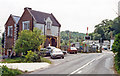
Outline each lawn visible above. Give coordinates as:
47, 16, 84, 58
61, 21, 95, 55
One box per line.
1, 57, 51, 64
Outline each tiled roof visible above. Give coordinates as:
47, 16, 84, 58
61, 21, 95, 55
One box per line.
29, 9, 61, 27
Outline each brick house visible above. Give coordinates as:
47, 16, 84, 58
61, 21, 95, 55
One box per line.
4, 14, 20, 57
4, 7, 61, 57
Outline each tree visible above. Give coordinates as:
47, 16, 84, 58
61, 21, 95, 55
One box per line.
14, 28, 45, 54
112, 33, 120, 54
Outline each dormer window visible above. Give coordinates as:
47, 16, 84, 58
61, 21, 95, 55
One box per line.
47, 22, 51, 30
8, 26, 13, 37
22, 21, 30, 30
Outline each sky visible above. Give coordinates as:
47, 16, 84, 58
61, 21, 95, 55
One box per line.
0, 0, 119, 37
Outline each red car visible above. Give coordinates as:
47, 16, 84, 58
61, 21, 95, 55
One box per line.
67, 47, 77, 54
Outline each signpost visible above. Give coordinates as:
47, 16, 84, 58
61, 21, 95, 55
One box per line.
84, 27, 91, 52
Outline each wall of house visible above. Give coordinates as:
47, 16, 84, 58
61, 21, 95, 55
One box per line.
34, 22, 44, 35
18, 8, 33, 32
4, 15, 15, 49
45, 17, 59, 37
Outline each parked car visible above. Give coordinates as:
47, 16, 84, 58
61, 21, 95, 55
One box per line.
40, 48, 48, 56
62, 50, 67, 55
46, 46, 56, 56
67, 47, 77, 54
102, 45, 108, 50
50, 48, 64, 59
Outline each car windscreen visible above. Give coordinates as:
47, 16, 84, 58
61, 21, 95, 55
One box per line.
53, 51, 62, 53
71, 47, 77, 50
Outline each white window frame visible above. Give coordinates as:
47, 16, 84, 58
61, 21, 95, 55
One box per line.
22, 21, 30, 30
47, 22, 51, 30
7, 26, 13, 37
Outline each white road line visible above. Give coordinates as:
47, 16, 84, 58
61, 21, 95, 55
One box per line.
77, 70, 82, 74
70, 59, 96, 74
70, 54, 104, 74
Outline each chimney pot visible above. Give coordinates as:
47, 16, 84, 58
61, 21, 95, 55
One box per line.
24, 7, 32, 10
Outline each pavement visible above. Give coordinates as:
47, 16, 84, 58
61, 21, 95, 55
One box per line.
0, 62, 50, 72
31, 51, 114, 74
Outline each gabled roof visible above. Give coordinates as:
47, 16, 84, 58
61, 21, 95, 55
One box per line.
27, 8, 61, 27
11, 15, 20, 24
4, 14, 20, 27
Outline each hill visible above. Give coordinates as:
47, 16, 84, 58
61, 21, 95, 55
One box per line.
60, 30, 85, 46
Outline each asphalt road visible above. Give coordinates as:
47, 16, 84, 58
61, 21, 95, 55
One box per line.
30, 51, 114, 74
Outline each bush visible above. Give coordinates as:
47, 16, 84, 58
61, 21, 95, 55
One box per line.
1, 65, 22, 76
114, 53, 120, 74
25, 50, 41, 62
112, 33, 120, 74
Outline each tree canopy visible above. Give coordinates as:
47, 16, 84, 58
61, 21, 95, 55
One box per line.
60, 30, 85, 46
14, 28, 45, 54
89, 17, 120, 40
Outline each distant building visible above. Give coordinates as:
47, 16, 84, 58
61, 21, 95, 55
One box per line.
4, 7, 61, 57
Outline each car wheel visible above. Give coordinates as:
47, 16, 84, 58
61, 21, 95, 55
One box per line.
51, 56, 53, 59
62, 56, 64, 59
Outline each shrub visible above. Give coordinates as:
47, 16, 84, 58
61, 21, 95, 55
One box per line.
112, 33, 120, 74
25, 50, 41, 62
1, 65, 22, 76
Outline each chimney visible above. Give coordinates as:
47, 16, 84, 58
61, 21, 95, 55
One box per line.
24, 7, 32, 10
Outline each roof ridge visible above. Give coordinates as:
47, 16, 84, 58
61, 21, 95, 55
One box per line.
30, 9, 51, 15
11, 14, 20, 18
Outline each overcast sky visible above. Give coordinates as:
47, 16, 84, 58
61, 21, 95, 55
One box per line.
0, 0, 119, 37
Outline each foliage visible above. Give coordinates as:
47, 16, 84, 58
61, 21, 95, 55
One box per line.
1, 65, 22, 76
14, 28, 45, 54
61, 30, 85, 46
1, 57, 25, 63
112, 33, 120, 74
114, 53, 120, 74
112, 33, 120, 53
90, 17, 120, 40
25, 50, 40, 62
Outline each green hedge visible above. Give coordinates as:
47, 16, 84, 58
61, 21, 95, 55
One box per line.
114, 53, 120, 74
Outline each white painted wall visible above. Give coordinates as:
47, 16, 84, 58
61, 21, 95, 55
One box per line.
45, 25, 58, 36
34, 17, 59, 37
34, 22, 44, 35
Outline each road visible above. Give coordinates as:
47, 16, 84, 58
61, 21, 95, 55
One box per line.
30, 51, 114, 74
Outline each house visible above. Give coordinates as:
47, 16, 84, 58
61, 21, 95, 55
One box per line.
4, 7, 61, 57
4, 14, 20, 57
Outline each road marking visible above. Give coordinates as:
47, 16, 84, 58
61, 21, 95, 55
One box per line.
70, 59, 96, 74
69, 54, 104, 75
77, 70, 82, 74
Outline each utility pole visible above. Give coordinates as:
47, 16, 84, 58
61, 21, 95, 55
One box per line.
69, 31, 71, 48
86, 27, 89, 53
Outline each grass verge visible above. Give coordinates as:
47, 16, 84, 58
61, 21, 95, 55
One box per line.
1, 57, 51, 64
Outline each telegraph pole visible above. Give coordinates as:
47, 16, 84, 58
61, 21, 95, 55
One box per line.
69, 31, 71, 48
